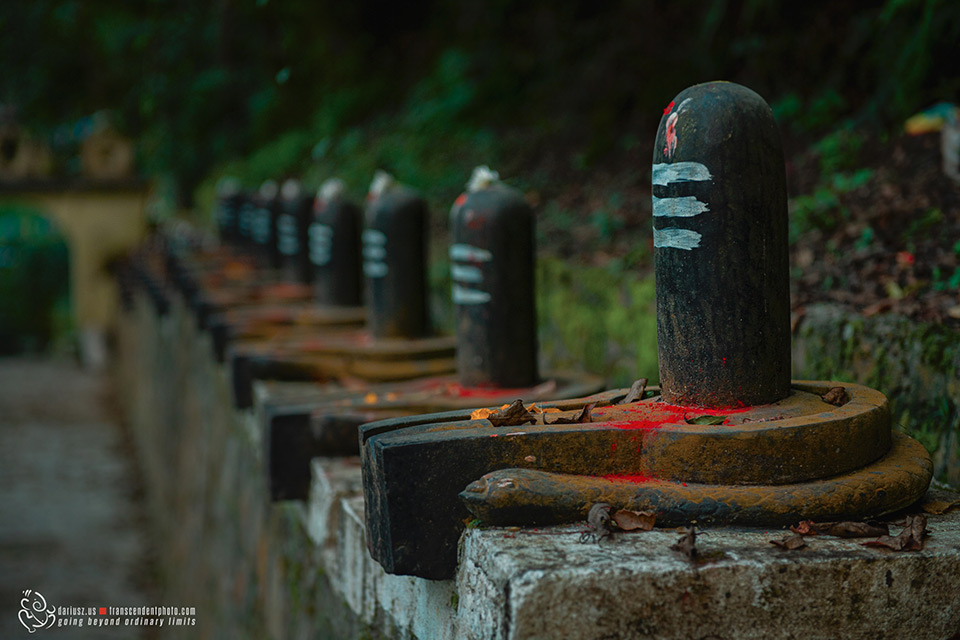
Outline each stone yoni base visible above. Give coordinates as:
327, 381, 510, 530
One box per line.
311, 459, 960, 640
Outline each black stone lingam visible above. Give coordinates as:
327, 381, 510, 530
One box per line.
311, 178, 363, 307
653, 82, 790, 408
358, 82, 933, 581
261, 167, 602, 501
364, 171, 430, 339
451, 167, 538, 388
251, 179, 280, 269
227, 172, 457, 410
215, 177, 244, 244
277, 178, 314, 286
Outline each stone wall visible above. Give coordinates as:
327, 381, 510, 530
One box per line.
116, 267, 960, 639
794, 303, 960, 485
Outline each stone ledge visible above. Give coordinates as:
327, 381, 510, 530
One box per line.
310, 459, 458, 639
310, 459, 960, 639
460, 515, 960, 640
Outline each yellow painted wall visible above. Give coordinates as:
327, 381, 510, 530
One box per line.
0, 185, 148, 333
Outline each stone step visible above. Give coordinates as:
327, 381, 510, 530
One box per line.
310, 458, 960, 639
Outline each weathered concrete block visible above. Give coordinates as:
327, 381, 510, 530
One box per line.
458, 511, 960, 640
309, 459, 459, 638
307, 457, 364, 548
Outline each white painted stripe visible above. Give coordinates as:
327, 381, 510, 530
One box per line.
362, 229, 387, 245
654, 228, 702, 250
452, 284, 491, 305
363, 245, 386, 261
451, 264, 483, 283
652, 162, 712, 186
449, 243, 492, 262
364, 261, 388, 278
310, 224, 333, 240
310, 248, 331, 266
652, 195, 709, 218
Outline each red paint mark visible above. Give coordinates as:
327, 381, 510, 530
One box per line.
604, 401, 751, 430
489, 434, 498, 438
664, 112, 679, 158
682, 482, 687, 487
443, 383, 536, 399
663, 100, 675, 115
454, 193, 468, 208
602, 473, 654, 483
611, 442, 618, 452
464, 208, 486, 230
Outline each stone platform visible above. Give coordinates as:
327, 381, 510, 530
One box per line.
117, 280, 960, 640
310, 457, 960, 640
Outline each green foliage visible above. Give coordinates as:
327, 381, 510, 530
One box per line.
814, 129, 865, 175
773, 90, 847, 134
0, 206, 71, 354
4, 1, 960, 211
902, 207, 943, 240
790, 168, 873, 242
537, 257, 657, 387
854, 226, 875, 251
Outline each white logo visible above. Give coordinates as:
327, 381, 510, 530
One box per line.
19, 589, 56, 633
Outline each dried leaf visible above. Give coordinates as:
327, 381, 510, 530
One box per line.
770, 534, 807, 550
863, 515, 927, 551
471, 407, 496, 420
486, 399, 537, 427
547, 402, 596, 425
529, 404, 561, 415
920, 489, 960, 515
821, 386, 850, 407
612, 509, 656, 531
579, 503, 614, 543
670, 526, 698, 561
617, 378, 649, 405
685, 414, 727, 425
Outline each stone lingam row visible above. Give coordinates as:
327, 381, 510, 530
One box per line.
138, 81, 934, 584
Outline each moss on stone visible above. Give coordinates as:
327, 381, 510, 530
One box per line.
794, 304, 960, 485
536, 257, 658, 387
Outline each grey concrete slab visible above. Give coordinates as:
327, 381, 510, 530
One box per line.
0, 357, 155, 640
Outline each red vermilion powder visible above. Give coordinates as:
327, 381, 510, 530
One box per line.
602, 473, 654, 483
592, 401, 751, 431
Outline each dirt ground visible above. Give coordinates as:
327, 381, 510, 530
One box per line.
0, 357, 156, 639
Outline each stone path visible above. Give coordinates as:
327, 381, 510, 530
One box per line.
0, 357, 154, 639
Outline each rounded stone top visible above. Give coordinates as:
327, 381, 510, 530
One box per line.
368, 170, 395, 200
281, 178, 301, 200
258, 179, 279, 199
318, 177, 346, 203
466, 165, 500, 192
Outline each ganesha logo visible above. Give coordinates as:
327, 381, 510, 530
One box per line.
18, 590, 56, 633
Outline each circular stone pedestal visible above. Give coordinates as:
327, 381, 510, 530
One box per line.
459, 381, 932, 527
360, 380, 933, 579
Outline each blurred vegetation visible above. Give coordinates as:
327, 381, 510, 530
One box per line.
0, 206, 71, 354
2, 0, 959, 215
